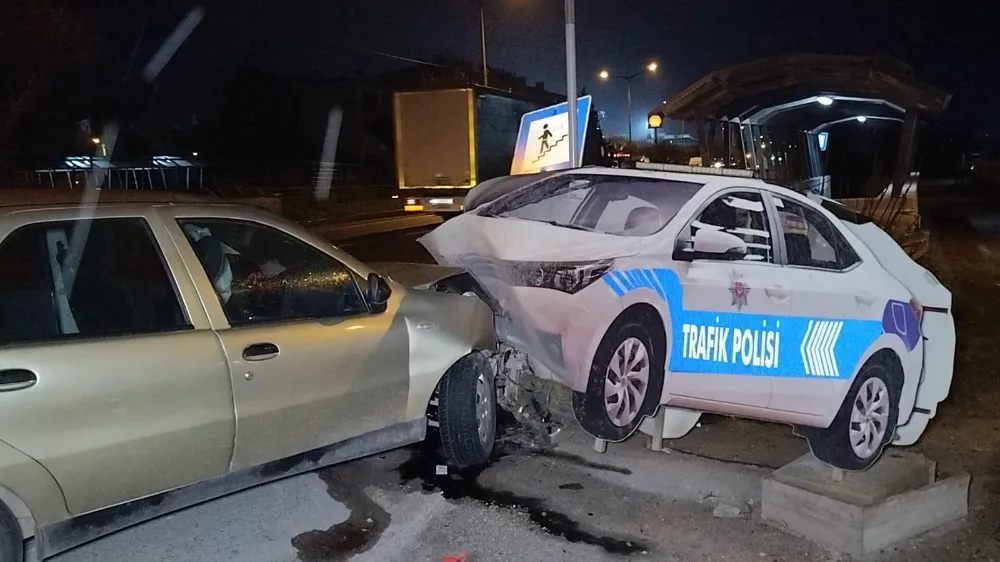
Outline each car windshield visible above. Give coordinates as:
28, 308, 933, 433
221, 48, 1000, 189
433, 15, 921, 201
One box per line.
480, 173, 703, 237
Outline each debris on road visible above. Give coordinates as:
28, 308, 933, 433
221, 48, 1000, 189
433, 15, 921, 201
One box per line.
712, 504, 744, 518
443, 549, 468, 562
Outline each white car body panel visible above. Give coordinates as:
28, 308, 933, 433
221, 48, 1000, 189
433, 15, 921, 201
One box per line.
421, 168, 952, 449
840, 220, 956, 445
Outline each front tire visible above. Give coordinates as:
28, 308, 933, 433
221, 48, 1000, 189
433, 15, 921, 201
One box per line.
438, 352, 497, 468
0, 503, 22, 562
805, 362, 900, 471
573, 311, 665, 442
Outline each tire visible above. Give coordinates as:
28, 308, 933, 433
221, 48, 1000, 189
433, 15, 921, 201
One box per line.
573, 310, 666, 442
437, 352, 497, 468
805, 361, 900, 471
0, 503, 22, 562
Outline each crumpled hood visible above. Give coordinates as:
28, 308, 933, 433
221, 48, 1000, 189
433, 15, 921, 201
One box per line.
418, 213, 641, 384
367, 261, 466, 289
419, 214, 640, 263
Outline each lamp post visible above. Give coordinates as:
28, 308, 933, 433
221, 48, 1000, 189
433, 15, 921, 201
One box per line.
598, 62, 658, 143
565, 0, 578, 167
480, 1, 489, 87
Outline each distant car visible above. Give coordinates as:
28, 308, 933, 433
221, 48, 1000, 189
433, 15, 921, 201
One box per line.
0, 192, 497, 560
421, 167, 956, 472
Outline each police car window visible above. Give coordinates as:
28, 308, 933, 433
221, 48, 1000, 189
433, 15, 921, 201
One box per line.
690, 191, 773, 263
771, 196, 860, 270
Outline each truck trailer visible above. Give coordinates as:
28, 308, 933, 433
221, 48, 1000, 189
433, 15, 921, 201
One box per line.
394, 88, 553, 214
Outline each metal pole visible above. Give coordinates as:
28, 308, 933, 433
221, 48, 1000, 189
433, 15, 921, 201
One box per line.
565, 0, 578, 167
480, 3, 489, 87
626, 78, 633, 143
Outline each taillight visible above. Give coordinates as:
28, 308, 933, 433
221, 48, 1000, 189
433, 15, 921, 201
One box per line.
406, 198, 417, 205
909, 297, 923, 323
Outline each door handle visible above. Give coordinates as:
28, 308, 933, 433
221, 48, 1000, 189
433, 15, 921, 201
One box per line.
765, 285, 790, 301
0, 369, 37, 392
243, 343, 280, 361
855, 294, 877, 307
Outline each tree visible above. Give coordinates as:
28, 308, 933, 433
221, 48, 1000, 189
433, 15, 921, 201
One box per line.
0, 0, 98, 171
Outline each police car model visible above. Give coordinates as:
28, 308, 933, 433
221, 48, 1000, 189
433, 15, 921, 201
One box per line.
421, 166, 955, 470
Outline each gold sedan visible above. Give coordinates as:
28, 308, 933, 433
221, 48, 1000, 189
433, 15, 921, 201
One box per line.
0, 193, 498, 561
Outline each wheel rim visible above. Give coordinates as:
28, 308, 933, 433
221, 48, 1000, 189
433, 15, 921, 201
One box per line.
604, 337, 650, 427
475, 371, 496, 448
849, 377, 890, 459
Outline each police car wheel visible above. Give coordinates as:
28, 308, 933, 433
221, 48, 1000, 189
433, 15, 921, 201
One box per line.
805, 362, 900, 471
573, 311, 665, 442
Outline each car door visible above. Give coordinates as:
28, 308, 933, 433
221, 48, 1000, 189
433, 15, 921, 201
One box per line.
163, 210, 411, 471
764, 193, 883, 415
0, 210, 234, 516
669, 188, 789, 409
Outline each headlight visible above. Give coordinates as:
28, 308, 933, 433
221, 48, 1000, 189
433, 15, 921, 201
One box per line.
510, 260, 615, 294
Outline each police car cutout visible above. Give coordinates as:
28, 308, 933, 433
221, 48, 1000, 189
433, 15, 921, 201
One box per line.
421, 165, 955, 471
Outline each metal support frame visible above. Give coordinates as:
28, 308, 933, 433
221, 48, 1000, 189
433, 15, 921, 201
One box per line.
890, 110, 919, 198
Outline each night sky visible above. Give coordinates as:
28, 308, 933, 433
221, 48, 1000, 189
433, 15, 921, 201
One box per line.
83, 0, 1000, 136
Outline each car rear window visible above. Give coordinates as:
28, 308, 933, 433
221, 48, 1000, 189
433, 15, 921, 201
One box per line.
817, 197, 874, 225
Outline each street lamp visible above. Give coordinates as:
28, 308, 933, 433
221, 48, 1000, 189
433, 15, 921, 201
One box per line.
598, 62, 658, 142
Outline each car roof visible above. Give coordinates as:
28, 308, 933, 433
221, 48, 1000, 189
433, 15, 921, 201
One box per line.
0, 189, 272, 215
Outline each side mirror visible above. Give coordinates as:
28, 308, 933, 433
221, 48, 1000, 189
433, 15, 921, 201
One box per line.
672, 229, 748, 262
366, 273, 392, 313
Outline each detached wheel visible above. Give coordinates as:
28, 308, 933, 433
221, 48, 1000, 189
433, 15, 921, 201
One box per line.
438, 352, 497, 468
805, 362, 900, 471
573, 310, 665, 442
0, 503, 22, 562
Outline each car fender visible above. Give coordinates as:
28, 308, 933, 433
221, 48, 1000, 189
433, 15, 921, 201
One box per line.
0, 440, 71, 540
816, 334, 917, 427
400, 288, 497, 421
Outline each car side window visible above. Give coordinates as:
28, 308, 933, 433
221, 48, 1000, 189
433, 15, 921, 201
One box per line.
771, 196, 860, 270
178, 219, 367, 325
688, 190, 774, 263
0, 218, 189, 346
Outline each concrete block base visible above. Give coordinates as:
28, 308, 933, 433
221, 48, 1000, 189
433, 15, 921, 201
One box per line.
762, 450, 970, 556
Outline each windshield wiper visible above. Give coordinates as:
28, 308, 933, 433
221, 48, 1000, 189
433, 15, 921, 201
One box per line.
540, 220, 594, 232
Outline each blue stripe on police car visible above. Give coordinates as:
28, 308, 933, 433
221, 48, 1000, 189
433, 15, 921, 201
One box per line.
601, 267, 883, 379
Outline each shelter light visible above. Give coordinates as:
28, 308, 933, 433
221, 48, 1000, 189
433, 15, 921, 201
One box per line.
817, 96, 834, 106
856, 116, 867, 123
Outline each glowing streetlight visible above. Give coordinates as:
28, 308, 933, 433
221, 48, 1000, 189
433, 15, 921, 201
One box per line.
597, 62, 660, 142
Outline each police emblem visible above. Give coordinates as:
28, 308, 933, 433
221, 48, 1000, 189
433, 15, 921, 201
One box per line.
729, 275, 750, 311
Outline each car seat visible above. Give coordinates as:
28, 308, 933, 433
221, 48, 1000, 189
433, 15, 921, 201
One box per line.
623, 206, 661, 236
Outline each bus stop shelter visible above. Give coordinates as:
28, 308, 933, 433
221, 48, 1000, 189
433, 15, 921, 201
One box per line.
648, 54, 951, 197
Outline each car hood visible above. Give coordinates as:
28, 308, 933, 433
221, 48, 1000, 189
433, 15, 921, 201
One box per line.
419, 214, 641, 263
367, 261, 465, 289
419, 213, 642, 383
